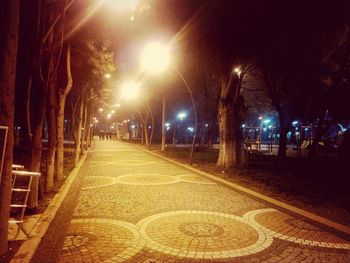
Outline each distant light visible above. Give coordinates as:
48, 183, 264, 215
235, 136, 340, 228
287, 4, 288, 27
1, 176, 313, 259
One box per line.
263, 128, 267, 132
129, 15, 135, 21
295, 132, 300, 135
205, 123, 209, 127
304, 128, 308, 131
94, 119, 99, 123
255, 128, 259, 131
131, 125, 136, 129
115, 103, 121, 108
111, 110, 115, 114
107, 114, 111, 119
258, 116, 263, 120
64, 119, 68, 123
104, 73, 111, 79
263, 119, 271, 124
177, 112, 187, 121
93, 117, 97, 120
123, 120, 127, 123
234, 67, 241, 75
292, 121, 298, 126
187, 127, 194, 132
165, 123, 170, 127
268, 125, 272, 129
148, 126, 152, 129
242, 124, 246, 128
166, 127, 170, 131
99, 108, 103, 112
127, 119, 130, 122
90, 124, 93, 127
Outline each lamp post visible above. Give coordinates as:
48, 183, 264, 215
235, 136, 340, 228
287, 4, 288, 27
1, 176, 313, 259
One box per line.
140, 42, 170, 151
140, 42, 198, 164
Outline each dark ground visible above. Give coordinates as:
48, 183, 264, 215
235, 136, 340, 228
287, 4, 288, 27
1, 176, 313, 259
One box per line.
158, 146, 350, 226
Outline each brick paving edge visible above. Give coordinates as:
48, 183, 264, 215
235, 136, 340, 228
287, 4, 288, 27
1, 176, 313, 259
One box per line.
143, 149, 350, 236
10, 153, 88, 263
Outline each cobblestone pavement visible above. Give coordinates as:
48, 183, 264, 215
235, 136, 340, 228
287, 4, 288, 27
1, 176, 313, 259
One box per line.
33, 140, 350, 262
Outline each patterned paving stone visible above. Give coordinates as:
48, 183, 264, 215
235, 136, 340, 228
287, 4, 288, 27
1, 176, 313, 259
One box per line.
34, 141, 350, 262
116, 174, 180, 185
176, 173, 217, 185
137, 210, 273, 259
58, 219, 144, 263
247, 208, 350, 249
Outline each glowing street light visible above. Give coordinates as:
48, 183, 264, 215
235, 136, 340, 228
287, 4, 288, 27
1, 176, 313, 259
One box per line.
99, 108, 103, 112
120, 80, 140, 100
177, 112, 187, 121
234, 67, 241, 76
140, 42, 171, 74
104, 73, 111, 79
139, 41, 197, 164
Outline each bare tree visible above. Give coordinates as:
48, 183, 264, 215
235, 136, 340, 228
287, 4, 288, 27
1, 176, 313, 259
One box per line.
0, 0, 19, 255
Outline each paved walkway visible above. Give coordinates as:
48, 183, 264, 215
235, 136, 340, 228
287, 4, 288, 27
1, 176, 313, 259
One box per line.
32, 140, 350, 262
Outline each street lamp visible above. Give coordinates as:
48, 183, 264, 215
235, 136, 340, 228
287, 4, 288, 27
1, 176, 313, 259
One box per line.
140, 41, 170, 151
139, 41, 198, 164
140, 42, 171, 74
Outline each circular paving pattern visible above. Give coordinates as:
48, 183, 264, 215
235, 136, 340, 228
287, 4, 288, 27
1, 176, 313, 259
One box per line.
82, 176, 117, 190
137, 210, 272, 259
177, 174, 217, 185
91, 160, 161, 167
116, 174, 179, 185
58, 219, 144, 262
246, 208, 350, 249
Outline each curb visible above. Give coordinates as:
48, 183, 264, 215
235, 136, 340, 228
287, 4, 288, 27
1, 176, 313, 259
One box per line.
10, 153, 88, 263
143, 149, 350, 236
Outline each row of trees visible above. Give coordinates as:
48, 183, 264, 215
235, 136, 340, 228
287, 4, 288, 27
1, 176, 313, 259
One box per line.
128, 0, 350, 170
0, 0, 116, 254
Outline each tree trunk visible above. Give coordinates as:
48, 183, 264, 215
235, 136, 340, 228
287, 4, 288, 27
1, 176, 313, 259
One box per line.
148, 104, 155, 150
74, 99, 84, 166
45, 69, 56, 192
81, 101, 88, 154
161, 96, 166, 151
45, 36, 57, 192
85, 105, 92, 150
217, 97, 246, 170
0, 0, 19, 255
56, 46, 72, 181
217, 98, 234, 170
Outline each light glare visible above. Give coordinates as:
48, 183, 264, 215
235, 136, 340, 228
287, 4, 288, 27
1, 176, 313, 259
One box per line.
140, 42, 170, 74
121, 81, 140, 100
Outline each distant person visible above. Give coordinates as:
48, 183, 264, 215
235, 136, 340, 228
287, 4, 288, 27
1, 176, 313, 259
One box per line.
99, 129, 105, 140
